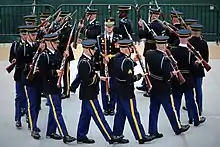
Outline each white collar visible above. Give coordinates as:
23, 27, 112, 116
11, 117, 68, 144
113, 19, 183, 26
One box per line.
83, 53, 91, 60
156, 49, 166, 54
27, 40, 33, 46
48, 48, 55, 54
179, 43, 188, 48
106, 33, 113, 40
89, 18, 96, 24
21, 39, 25, 43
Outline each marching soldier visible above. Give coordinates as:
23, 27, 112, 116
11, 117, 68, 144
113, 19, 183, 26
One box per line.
76, 39, 125, 144
136, 8, 165, 96
70, 9, 101, 93
98, 17, 122, 116
115, 6, 133, 39
57, 11, 75, 99
38, 33, 76, 143
170, 29, 206, 126
24, 15, 37, 26
145, 36, 190, 137
181, 18, 199, 111
9, 26, 27, 128
16, 25, 41, 139
188, 24, 209, 117
112, 39, 155, 144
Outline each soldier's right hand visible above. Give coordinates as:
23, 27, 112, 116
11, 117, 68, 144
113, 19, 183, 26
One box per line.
56, 70, 62, 77
12, 58, 16, 63
138, 19, 144, 28
78, 21, 84, 28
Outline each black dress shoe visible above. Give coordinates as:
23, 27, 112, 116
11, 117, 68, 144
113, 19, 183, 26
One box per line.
63, 135, 76, 143
138, 135, 155, 144
77, 138, 95, 144
182, 106, 188, 111
109, 110, 115, 116
70, 86, 76, 93
194, 116, 206, 126
109, 135, 124, 144
61, 94, 70, 99
16, 121, 22, 129
151, 133, 163, 139
117, 138, 129, 144
143, 92, 150, 97
175, 124, 190, 135
46, 133, 62, 140
31, 131, 41, 140
36, 127, 41, 132
136, 86, 147, 92
41, 93, 47, 98
104, 110, 109, 116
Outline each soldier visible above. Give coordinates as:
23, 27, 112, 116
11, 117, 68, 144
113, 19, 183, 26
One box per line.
115, 6, 133, 39
9, 26, 27, 128
38, 33, 76, 143
112, 39, 155, 144
181, 18, 199, 111
57, 11, 75, 99
165, 10, 184, 49
145, 36, 190, 138
24, 15, 37, 26
171, 29, 206, 126
136, 8, 165, 97
188, 24, 209, 117
70, 9, 101, 93
98, 17, 122, 116
76, 39, 125, 144
16, 25, 41, 139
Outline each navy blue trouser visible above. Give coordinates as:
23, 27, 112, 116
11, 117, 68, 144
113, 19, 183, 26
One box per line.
15, 82, 26, 122
173, 88, 200, 124
77, 99, 113, 142
24, 85, 41, 131
101, 78, 116, 111
113, 96, 146, 140
70, 73, 81, 90
194, 77, 203, 115
148, 93, 182, 134
46, 94, 68, 136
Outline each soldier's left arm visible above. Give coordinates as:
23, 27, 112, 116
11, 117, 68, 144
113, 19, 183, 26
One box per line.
161, 56, 173, 81
200, 41, 209, 63
122, 58, 141, 84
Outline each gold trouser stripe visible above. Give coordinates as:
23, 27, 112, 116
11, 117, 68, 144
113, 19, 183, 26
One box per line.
66, 62, 70, 96
49, 94, 64, 136
193, 88, 200, 120
24, 86, 33, 131
170, 95, 182, 129
89, 100, 111, 140
129, 98, 143, 140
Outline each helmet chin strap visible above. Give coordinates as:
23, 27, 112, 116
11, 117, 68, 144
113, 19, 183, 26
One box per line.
88, 48, 94, 60
28, 33, 34, 42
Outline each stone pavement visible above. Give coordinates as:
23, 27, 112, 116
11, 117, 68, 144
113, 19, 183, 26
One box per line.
0, 59, 220, 147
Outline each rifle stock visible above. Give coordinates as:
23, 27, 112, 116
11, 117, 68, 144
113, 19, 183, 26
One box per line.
6, 60, 16, 73
165, 49, 185, 84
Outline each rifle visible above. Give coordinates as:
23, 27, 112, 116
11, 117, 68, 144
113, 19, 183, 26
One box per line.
72, 0, 93, 49
165, 49, 185, 84
38, 8, 61, 28
103, 27, 111, 104
57, 20, 77, 87
157, 18, 211, 72
108, 5, 111, 17
6, 60, 16, 73
123, 24, 152, 91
